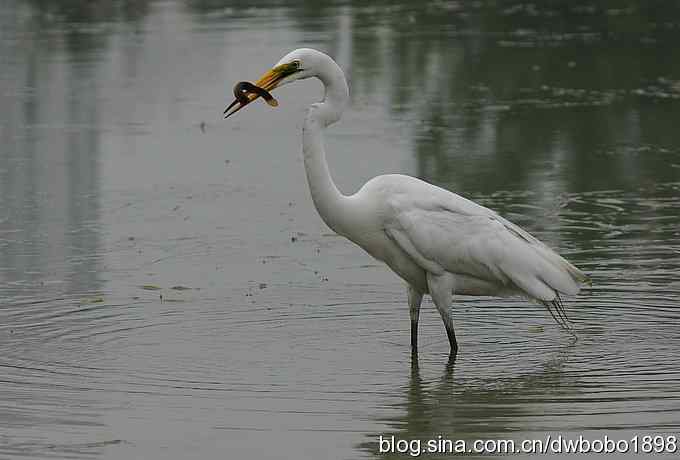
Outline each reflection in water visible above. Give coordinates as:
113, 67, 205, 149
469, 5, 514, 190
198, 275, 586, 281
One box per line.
299, 1, 680, 193
360, 350, 577, 458
0, 1, 129, 299
1, 1, 679, 459
0, 1, 151, 458
186, 1, 680, 197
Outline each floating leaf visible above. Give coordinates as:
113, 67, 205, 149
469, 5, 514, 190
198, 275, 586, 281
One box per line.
170, 285, 191, 291
81, 297, 104, 304
140, 285, 162, 291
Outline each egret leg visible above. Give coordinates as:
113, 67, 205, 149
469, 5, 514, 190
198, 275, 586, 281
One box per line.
426, 272, 458, 355
408, 285, 423, 352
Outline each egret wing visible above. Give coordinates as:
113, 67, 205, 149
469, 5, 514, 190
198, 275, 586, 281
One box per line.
384, 196, 587, 302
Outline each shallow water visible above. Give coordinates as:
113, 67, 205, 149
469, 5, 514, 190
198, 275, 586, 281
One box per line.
1, 1, 679, 458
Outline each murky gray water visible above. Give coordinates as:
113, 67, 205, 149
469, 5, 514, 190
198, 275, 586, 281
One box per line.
1, 1, 680, 458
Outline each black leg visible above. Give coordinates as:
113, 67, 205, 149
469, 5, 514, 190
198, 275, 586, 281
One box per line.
407, 286, 422, 353
445, 325, 458, 356
436, 297, 458, 355
426, 273, 458, 356
411, 319, 418, 351
446, 350, 457, 372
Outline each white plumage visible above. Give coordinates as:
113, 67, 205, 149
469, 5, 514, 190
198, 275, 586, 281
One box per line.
225, 48, 589, 355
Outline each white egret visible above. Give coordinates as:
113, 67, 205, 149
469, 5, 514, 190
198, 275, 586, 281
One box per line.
225, 48, 589, 355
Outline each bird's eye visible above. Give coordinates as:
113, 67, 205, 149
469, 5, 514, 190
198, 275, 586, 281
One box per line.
291, 60, 301, 70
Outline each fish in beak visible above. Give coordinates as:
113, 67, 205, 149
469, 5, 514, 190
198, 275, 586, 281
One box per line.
224, 62, 300, 119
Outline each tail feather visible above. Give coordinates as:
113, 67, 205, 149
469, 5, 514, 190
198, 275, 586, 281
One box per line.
498, 219, 588, 330
531, 244, 585, 296
540, 293, 573, 330
499, 216, 590, 295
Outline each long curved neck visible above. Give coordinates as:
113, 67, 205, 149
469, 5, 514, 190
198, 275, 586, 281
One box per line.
302, 56, 351, 235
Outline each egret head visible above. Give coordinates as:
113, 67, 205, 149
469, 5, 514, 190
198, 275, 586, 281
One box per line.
224, 48, 321, 118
